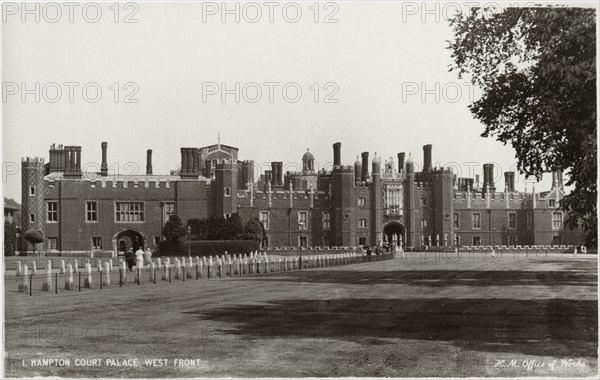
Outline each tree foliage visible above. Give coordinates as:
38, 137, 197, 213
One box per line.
243, 218, 265, 241
23, 229, 44, 255
162, 214, 186, 243
187, 218, 208, 239
448, 6, 597, 246
4, 221, 17, 256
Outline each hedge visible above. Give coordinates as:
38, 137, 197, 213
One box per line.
156, 240, 261, 257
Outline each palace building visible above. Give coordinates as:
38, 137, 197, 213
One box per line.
20, 141, 585, 255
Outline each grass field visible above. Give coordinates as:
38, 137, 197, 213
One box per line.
3, 252, 597, 377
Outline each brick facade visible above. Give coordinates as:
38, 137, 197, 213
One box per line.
21, 142, 586, 255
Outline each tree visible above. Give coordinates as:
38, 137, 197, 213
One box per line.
4, 221, 17, 256
222, 213, 244, 240
243, 218, 265, 241
162, 214, 186, 243
206, 215, 227, 240
23, 229, 44, 255
448, 7, 597, 246
187, 218, 208, 239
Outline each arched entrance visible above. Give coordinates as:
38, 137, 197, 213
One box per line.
383, 221, 405, 247
112, 228, 146, 257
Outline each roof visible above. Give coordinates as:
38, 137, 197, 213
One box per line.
4, 197, 19, 211
302, 149, 315, 161
44, 172, 206, 182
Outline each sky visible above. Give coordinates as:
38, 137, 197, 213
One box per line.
2, 1, 594, 203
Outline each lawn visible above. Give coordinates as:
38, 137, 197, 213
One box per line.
3, 252, 597, 377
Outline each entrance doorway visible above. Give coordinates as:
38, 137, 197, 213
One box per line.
113, 228, 146, 257
383, 221, 405, 247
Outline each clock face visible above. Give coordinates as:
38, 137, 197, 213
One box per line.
343, 213, 350, 221
443, 213, 450, 220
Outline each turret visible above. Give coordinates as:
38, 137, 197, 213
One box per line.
333, 142, 341, 167
21, 157, 45, 253
397, 152, 405, 174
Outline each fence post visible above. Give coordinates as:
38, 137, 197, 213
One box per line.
154, 266, 157, 284
55, 273, 58, 294
137, 269, 140, 286
29, 274, 32, 296
169, 265, 171, 283
119, 269, 122, 287
78, 271, 81, 291
196, 265, 199, 280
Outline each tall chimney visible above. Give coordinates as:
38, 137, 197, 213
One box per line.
483, 163, 496, 192
101, 142, 108, 176
423, 144, 432, 172
333, 142, 341, 167
146, 149, 153, 175
505, 171, 515, 192
276, 162, 283, 186
397, 152, 405, 174
361, 152, 369, 182
180, 148, 188, 175
557, 170, 564, 190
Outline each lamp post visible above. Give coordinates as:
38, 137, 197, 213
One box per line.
187, 226, 191, 258
298, 222, 303, 270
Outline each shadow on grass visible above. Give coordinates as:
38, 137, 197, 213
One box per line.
239, 268, 598, 287
188, 297, 597, 357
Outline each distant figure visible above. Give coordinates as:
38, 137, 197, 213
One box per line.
135, 248, 144, 270
144, 248, 153, 268
581, 245, 587, 254
125, 249, 135, 271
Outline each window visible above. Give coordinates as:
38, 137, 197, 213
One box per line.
263, 236, 269, 247
552, 212, 562, 229
224, 187, 231, 196
552, 235, 561, 245
472, 236, 481, 246
359, 218, 367, 228
358, 237, 367, 246
115, 202, 144, 222
453, 212, 459, 228
420, 218, 428, 228
454, 235, 460, 246
30, 214, 35, 223
299, 236, 308, 247
154, 236, 160, 245
508, 213, 516, 229
298, 211, 308, 230
260, 211, 269, 230
47, 237, 57, 250
163, 202, 175, 225
549, 199, 556, 208
322, 212, 331, 230
92, 237, 102, 250
527, 212, 532, 229
508, 235, 517, 246
29, 186, 35, 196
47, 202, 58, 222
86, 202, 98, 222
358, 197, 367, 206
472, 213, 481, 229
421, 196, 428, 206
322, 236, 329, 247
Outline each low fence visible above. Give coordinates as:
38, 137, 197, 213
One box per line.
6, 251, 394, 296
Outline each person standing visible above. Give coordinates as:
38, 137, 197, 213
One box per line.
135, 247, 144, 271
144, 248, 153, 269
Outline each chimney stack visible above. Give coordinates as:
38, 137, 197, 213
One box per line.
504, 171, 515, 192
333, 142, 341, 167
101, 142, 108, 176
146, 149, 153, 175
277, 162, 283, 186
361, 152, 369, 182
423, 144, 432, 172
397, 152, 405, 174
483, 163, 496, 192
557, 170, 564, 190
